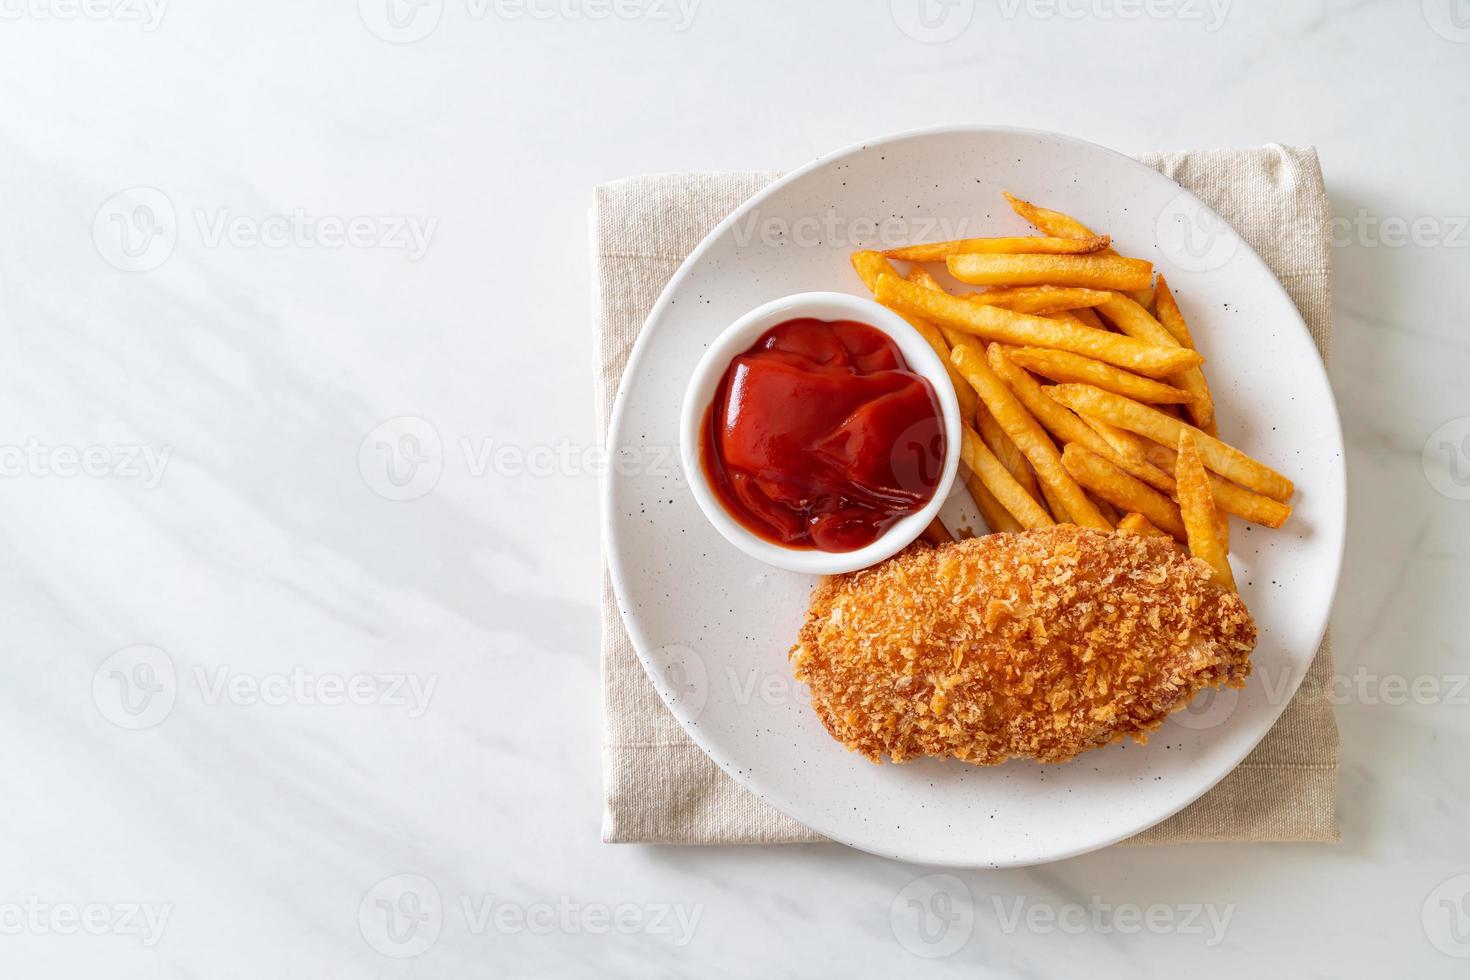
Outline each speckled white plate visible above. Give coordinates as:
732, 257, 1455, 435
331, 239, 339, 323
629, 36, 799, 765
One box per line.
602, 126, 1344, 868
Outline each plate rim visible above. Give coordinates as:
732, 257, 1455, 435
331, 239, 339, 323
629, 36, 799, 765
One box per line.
600, 123, 1346, 867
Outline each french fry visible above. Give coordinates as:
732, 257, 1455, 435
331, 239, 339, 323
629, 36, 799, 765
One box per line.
1096, 292, 1182, 348
962, 285, 1113, 315
907, 270, 1110, 316
851, 252, 980, 422
975, 403, 1040, 499
905, 265, 947, 291
1048, 384, 1294, 502
1140, 443, 1292, 528
1092, 496, 1122, 524
1039, 479, 1070, 524
1154, 275, 1218, 434
1061, 443, 1187, 540
874, 274, 1201, 378
1118, 512, 1170, 538
950, 344, 1111, 530
1176, 431, 1235, 590
963, 469, 1022, 534
883, 235, 1109, 262
921, 519, 954, 545
1003, 191, 1102, 241
1071, 306, 1108, 332
1081, 414, 1156, 472
1098, 289, 1218, 432
987, 345, 1176, 491
1046, 309, 1086, 327
1133, 284, 1156, 315
948, 253, 1154, 292
960, 424, 1053, 530
1003, 347, 1193, 404
1002, 192, 1154, 306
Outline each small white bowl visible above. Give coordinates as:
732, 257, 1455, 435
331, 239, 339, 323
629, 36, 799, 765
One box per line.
679, 291, 961, 575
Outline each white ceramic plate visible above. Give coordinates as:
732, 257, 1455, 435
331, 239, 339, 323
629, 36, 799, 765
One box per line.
602, 126, 1344, 868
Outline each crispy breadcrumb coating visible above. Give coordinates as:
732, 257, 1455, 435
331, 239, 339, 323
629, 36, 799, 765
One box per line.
790, 526, 1256, 765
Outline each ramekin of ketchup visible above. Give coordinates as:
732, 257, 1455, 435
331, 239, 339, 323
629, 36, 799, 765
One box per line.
680, 292, 961, 575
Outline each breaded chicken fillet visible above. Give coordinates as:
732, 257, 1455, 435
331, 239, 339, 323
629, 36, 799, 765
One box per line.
790, 526, 1256, 765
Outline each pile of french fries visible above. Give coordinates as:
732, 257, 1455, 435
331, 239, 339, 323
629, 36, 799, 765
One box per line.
854, 192, 1296, 591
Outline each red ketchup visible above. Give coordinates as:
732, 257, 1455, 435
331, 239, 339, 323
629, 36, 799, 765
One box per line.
700, 317, 945, 553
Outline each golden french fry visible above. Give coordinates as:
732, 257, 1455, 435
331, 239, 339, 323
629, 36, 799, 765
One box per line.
1118, 512, 1169, 538
962, 285, 1113, 315
975, 403, 1039, 499
909, 267, 1108, 319
963, 469, 1022, 534
1149, 275, 1198, 346
1096, 292, 1180, 347
1046, 309, 1086, 327
1048, 384, 1294, 502
1098, 289, 1217, 432
1061, 443, 1187, 540
1038, 479, 1069, 523
1004, 347, 1192, 404
960, 425, 1053, 530
906, 265, 945, 288
1071, 306, 1107, 332
1134, 284, 1156, 315
874, 274, 1201, 378
921, 518, 954, 546
1003, 191, 1100, 241
987, 346, 1176, 491
1092, 496, 1122, 524
948, 253, 1154, 292
883, 235, 1109, 262
1082, 415, 1154, 471
851, 252, 981, 421
1176, 431, 1235, 589
1140, 442, 1292, 528
1154, 275, 1217, 434
950, 344, 1111, 530
1001, 192, 1154, 306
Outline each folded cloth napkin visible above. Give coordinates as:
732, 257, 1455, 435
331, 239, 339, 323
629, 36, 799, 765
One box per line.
593, 145, 1339, 846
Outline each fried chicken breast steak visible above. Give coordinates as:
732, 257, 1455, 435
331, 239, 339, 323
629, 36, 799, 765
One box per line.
789, 526, 1256, 765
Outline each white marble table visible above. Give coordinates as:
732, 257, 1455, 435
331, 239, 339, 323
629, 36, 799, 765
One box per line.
0, 2, 1466, 976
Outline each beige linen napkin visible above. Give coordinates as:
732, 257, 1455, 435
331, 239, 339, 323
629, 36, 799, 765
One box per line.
594, 145, 1339, 846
